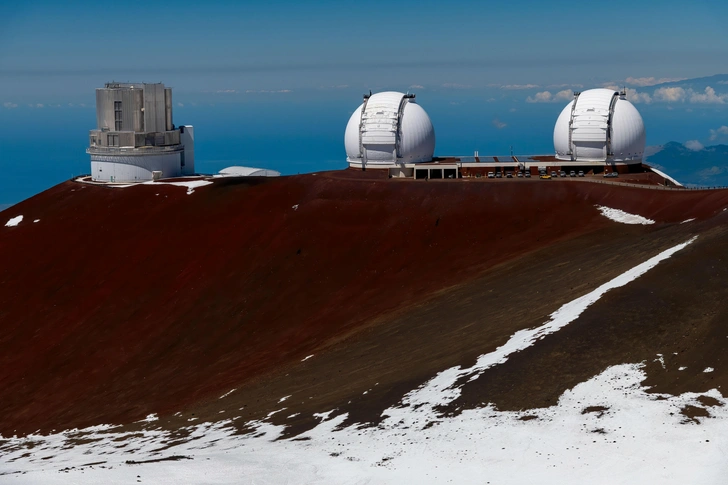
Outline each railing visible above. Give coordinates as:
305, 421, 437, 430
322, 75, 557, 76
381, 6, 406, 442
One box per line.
87, 145, 183, 155
557, 177, 728, 191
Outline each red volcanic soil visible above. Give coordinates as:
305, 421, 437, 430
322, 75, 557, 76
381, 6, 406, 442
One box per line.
1, 172, 728, 436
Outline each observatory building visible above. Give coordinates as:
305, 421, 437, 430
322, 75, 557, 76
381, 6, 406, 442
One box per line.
341, 88, 655, 180
553, 88, 645, 164
345, 91, 435, 171
87, 82, 194, 183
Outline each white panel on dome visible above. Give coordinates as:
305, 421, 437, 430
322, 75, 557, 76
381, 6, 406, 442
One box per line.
361, 98, 398, 146
572, 127, 607, 142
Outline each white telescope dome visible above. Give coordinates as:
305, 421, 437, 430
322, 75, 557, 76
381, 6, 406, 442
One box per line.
554, 88, 645, 163
345, 91, 435, 167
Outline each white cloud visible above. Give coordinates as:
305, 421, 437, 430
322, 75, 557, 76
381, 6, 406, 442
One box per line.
526, 90, 572, 103
409, 84, 424, 90
625, 88, 652, 104
689, 86, 727, 104
548, 83, 583, 89
320, 84, 349, 90
526, 91, 553, 103
177, 102, 184, 107
717, 80, 728, 85
709, 126, 728, 141
3, 102, 18, 109
653, 86, 686, 102
684, 140, 704, 151
602, 84, 621, 91
244, 89, 292, 93
499, 84, 539, 90
442, 83, 472, 89
626, 76, 686, 87
698, 166, 726, 177
492, 118, 507, 129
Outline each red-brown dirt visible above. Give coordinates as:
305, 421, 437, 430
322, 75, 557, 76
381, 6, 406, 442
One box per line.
1, 171, 728, 436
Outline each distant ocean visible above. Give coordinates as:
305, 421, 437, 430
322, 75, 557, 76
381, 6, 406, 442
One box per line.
0, 90, 723, 208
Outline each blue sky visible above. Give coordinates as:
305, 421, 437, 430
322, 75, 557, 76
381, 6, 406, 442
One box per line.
1, 0, 728, 206
1, 0, 727, 94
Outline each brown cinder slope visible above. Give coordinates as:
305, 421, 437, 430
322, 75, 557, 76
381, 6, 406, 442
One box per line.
0, 172, 727, 436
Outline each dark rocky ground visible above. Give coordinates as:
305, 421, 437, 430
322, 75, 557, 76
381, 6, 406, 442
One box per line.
1, 170, 727, 437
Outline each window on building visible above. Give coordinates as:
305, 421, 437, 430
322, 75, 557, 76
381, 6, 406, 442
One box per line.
114, 101, 123, 131
108, 134, 119, 147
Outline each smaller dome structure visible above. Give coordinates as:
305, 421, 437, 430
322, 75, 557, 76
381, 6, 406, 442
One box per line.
345, 91, 435, 168
554, 88, 645, 163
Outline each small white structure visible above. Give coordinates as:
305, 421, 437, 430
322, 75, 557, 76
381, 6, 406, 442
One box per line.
87, 82, 195, 183
217, 166, 281, 177
345, 91, 435, 169
554, 88, 645, 163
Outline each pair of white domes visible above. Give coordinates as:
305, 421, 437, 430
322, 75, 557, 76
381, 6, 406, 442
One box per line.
344, 88, 646, 165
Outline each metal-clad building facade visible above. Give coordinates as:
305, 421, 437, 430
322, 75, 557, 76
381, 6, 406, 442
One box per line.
88, 82, 194, 182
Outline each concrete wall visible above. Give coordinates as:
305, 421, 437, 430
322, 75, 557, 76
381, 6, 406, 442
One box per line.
180, 125, 195, 176
91, 152, 182, 182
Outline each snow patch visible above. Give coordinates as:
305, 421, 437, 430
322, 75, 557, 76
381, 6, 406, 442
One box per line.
33, 219, 40, 223
278, 395, 291, 403
681, 218, 696, 224
313, 410, 335, 421
596, 205, 655, 225
704, 367, 715, 373
301, 354, 313, 361
5, 215, 23, 227
106, 180, 214, 194
219, 389, 236, 399
384, 236, 696, 428
145, 180, 213, 195
266, 408, 286, 418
